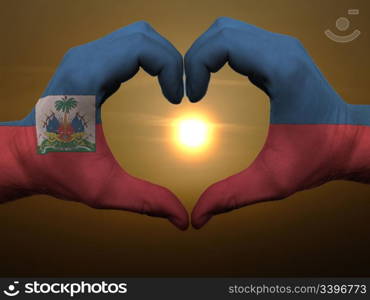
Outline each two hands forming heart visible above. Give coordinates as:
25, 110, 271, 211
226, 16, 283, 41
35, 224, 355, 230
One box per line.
1, 17, 370, 230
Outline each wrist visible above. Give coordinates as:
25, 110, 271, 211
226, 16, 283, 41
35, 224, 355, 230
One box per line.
0, 124, 32, 202
347, 103, 370, 126
338, 104, 370, 182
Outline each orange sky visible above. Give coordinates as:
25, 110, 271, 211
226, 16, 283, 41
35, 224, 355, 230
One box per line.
0, 0, 369, 276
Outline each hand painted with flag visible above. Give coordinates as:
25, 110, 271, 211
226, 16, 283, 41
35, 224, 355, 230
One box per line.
0, 21, 189, 230
186, 17, 370, 229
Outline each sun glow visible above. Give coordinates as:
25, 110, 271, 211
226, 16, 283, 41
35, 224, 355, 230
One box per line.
173, 114, 213, 153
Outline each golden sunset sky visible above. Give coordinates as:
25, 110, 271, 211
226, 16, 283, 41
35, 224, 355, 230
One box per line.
0, 0, 369, 276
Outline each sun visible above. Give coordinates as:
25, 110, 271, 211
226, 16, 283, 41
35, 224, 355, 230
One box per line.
173, 115, 213, 153
179, 119, 207, 148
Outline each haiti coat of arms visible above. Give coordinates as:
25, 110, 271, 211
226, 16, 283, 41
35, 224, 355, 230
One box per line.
36, 95, 96, 154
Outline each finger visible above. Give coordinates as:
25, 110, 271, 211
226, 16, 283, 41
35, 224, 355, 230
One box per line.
126, 21, 184, 104
185, 17, 277, 102
55, 21, 184, 105
138, 34, 184, 104
185, 17, 242, 102
184, 29, 228, 102
191, 151, 293, 229
98, 165, 189, 230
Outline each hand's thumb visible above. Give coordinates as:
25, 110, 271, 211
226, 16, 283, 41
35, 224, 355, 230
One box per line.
191, 156, 292, 229
98, 167, 189, 230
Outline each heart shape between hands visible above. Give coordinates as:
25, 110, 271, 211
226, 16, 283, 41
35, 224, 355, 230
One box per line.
2, 17, 368, 231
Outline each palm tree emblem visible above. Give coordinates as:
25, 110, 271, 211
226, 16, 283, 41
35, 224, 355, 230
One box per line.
54, 96, 77, 141
37, 95, 96, 154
